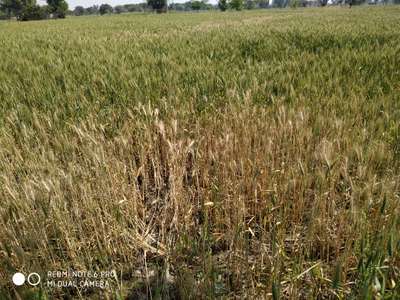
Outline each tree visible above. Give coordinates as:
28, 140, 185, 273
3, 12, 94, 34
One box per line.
47, 0, 68, 18
1, 0, 66, 20
147, 0, 167, 13
168, 2, 184, 10
85, 5, 99, 14
352, 0, 367, 4
218, 0, 228, 10
19, 3, 48, 20
245, 0, 255, 9
0, 0, 12, 17
73, 5, 84, 15
191, 0, 202, 10
256, 0, 269, 7
114, 5, 126, 13
99, 3, 113, 14
124, 3, 148, 12
124, 3, 148, 11
230, 0, 243, 10
0, 0, 35, 18
273, 0, 287, 7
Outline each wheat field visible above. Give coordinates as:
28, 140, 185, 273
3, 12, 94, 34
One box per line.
0, 6, 400, 299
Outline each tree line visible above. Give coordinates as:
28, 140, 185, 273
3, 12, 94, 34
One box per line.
71, 0, 269, 16
1, 0, 399, 21
77, 0, 400, 15
0, 0, 68, 20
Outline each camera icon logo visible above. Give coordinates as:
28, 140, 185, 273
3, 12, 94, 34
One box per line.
12, 272, 41, 286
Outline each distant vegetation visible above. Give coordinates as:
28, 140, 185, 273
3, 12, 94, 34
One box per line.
1, 0, 400, 20
69, 0, 400, 16
0, 6, 399, 299
0, 0, 67, 20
